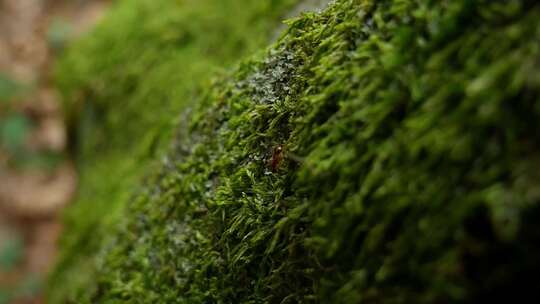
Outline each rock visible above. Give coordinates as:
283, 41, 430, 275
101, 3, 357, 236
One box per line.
49, 0, 540, 302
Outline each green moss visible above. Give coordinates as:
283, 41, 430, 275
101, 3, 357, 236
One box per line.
48, 0, 299, 302
52, 0, 540, 303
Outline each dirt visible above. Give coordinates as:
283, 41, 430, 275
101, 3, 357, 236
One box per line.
0, 0, 109, 302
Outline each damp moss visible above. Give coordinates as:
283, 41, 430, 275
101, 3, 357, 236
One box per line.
48, 0, 299, 301
51, 0, 540, 303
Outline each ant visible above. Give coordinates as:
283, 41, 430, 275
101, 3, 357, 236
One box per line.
270, 145, 284, 172
269, 144, 305, 173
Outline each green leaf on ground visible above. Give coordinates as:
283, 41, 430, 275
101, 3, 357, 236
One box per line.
0, 235, 24, 271
0, 114, 32, 153
0, 74, 20, 103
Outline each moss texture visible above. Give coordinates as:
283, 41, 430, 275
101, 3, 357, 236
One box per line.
48, 0, 299, 301
51, 0, 540, 303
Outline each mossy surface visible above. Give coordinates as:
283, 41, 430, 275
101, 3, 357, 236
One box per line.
48, 0, 299, 301
52, 0, 540, 303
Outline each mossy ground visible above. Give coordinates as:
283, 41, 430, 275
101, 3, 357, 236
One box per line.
51, 0, 540, 303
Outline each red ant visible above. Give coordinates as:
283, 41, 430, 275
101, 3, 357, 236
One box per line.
270, 145, 284, 172
269, 144, 305, 173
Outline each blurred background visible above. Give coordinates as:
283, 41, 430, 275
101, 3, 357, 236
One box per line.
0, 0, 109, 302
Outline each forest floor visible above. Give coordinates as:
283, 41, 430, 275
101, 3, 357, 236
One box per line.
0, 0, 109, 302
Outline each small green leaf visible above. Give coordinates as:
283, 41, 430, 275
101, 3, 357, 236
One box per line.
0, 114, 32, 152
0, 235, 24, 271
0, 74, 20, 103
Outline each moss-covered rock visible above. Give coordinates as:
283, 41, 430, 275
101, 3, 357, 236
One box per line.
51, 0, 540, 302
48, 0, 299, 301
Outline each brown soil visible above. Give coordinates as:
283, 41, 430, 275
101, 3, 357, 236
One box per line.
0, 0, 109, 302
